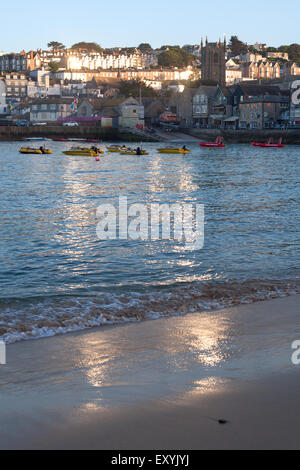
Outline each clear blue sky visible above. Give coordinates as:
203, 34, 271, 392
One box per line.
1, 0, 299, 52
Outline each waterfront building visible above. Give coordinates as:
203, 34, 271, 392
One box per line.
77, 97, 144, 129
192, 85, 218, 126
29, 98, 74, 122
239, 95, 290, 129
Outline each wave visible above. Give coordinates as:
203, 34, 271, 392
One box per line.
0, 278, 300, 344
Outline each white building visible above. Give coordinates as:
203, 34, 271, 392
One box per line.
62, 51, 158, 71
225, 59, 243, 85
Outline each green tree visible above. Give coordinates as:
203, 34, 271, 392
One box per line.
158, 47, 193, 68
228, 36, 248, 56
248, 45, 259, 53
288, 44, 300, 62
278, 45, 289, 53
48, 41, 65, 50
138, 43, 153, 53
119, 79, 158, 98
48, 62, 61, 74
71, 42, 103, 53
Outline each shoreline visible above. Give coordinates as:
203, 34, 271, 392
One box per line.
1, 294, 300, 449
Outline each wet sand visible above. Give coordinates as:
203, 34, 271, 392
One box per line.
0, 295, 300, 449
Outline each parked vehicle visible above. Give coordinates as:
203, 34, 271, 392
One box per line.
62, 122, 79, 127
32, 122, 47, 126
15, 120, 29, 127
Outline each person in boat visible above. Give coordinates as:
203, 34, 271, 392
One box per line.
91, 146, 98, 153
182, 145, 186, 151
136, 147, 142, 155
39, 146, 45, 154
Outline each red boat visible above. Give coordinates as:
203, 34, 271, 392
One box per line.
52, 138, 70, 142
252, 137, 285, 148
199, 136, 225, 148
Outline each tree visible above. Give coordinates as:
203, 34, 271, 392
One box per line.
138, 43, 153, 53
48, 62, 61, 74
157, 47, 193, 68
48, 41, 65, 50
248, 45, 259, 53
228, 36, 248, 56
278, 45, 289, 53
71, 42, 103, 53
288, 43, 300, 62
119, 79, 158, 98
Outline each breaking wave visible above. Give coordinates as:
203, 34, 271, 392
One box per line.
1, 278, 300, 343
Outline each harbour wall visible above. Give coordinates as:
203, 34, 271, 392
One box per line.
0, 126, 159, 142
185, 128, 300, 144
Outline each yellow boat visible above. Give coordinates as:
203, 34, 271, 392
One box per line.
107, 145, 122, 152
62, 147, 102, 156
19, 147, 52, 154
158, 147, 191, 154
120, 149, 149, 155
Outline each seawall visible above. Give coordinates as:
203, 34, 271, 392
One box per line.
0, 126, 159, 142
185, 128, 300, 144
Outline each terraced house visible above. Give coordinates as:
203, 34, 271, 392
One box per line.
29, 98, 74, 122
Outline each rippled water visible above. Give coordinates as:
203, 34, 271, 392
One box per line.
0, 140, 299, 342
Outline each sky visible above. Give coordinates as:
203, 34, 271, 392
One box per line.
1, 0, 299, 52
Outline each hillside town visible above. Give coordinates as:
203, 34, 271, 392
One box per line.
1, 37, 300, 132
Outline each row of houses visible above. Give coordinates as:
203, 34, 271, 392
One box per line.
170, 83, 296, 130
4, 80, 300, 132
16, 96, 145, 130
0, 49, 158, 73
0, 67, 194, 104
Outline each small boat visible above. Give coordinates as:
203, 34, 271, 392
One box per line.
199, 136, 225, 148
107, 145, 123, 152
158, 146, 191, 154
120, 147, 149, 155
19, 147, 52, 154
252, 137, 285, 148
52, 138, 70, 142
62, 147, 102, 156
22, 137, 45, 142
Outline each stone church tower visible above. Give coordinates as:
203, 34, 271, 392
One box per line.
201, 38, 226, 85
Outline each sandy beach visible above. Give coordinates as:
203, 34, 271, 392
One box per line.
0, 294, 300, 449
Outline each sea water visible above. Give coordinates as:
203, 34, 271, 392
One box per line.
0, 141, 299, 343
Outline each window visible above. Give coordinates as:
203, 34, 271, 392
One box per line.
41, 104, 47, 110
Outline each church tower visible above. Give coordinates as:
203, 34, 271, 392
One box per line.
201, 38, 226, 85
